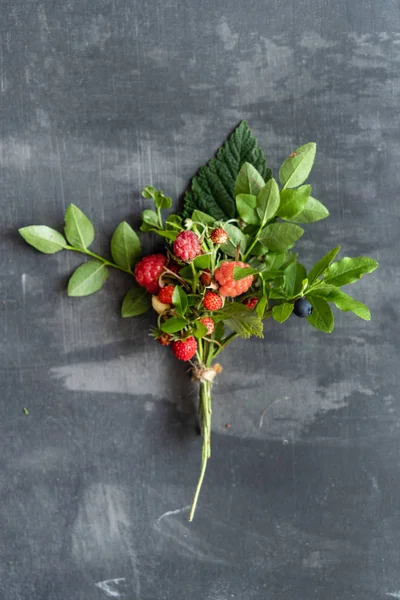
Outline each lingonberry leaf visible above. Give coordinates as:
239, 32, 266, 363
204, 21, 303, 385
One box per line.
19, 225, 67, 254
161, 316, 188, 333
307, 246, 341, 285
289, 196, 329, 223
236, 194, 260, 225
67, 260, 109, 296
322, 257, 378, 287
111, 222, 141, 270
278, 185, 311, 220
234, 163, 265, 196
259, 222, 304, 251
307, 296, 334, 333
272, 303, 294, 323
121, 287, 152, 317
279, 142, 316, 189
183, 121, 272, 220
309, 285, 371, 320
64, 204, 95, 249
172, 286, 188, 316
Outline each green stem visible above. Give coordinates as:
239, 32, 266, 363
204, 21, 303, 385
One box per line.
190, 261, 197, 293
156, 207, 163, 228
65, 246, 133, 275
189, 379, 211, 521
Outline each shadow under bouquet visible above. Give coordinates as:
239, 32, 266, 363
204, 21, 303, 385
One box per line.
19, 122, 378, 520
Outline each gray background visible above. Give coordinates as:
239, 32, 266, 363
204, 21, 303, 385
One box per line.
1, 1, 399, 599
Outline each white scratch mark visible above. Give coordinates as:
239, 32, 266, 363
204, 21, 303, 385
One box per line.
95, 578, 126, 598
386, 593, 400, 599
156, 505, 190, 526
21, 273, 26, 298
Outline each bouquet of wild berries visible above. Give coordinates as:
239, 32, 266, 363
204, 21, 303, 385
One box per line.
18, 122, 377, 520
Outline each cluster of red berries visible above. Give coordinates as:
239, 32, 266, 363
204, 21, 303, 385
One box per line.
133, 228, 257, 361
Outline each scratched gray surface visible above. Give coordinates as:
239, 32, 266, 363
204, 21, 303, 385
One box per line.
1, 0, 399, 599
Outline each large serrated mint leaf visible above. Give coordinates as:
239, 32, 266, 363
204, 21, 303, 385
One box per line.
183, 121, 272, 220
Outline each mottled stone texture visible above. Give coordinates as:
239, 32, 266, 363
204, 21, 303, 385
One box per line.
1, 1, 399, 598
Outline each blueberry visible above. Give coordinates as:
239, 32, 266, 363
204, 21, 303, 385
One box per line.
293, 297, 313, 318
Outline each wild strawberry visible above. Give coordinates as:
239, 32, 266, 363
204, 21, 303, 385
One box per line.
243, 297, 258, 310
199, 316, 215, 335
214, 261, 254, 297
200, 269, 213, 286
173, 230, 202, 262
210, 228, 228, 245
158, 285, 175, 304
157, 333, 172, 346
171, 336, 197, 361
134, 254, 167, 294
203, 291, 223, 311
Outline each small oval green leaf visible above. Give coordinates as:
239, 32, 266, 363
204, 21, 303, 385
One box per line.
121, 287, 151, 317
235, 162, 265, 196
19, 225, 67, 254
289, 196, 329, 223
110, 222, 141, 270
67, 260, 109, 297
272, 303, 294, 323
257, 178, 280, 225
161, 316, 188, 333
279, 142, 316, 189
64, 204, 95, 249
259, 222, 304, 251
236, 194, 260, 225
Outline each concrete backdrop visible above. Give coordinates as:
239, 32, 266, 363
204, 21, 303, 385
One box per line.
1, 0, 399, 598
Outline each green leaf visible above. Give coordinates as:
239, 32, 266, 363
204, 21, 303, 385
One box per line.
213, 303, 264, 339
121, 287, 152, 317
307, 246, 341, 285
272, 303, 294, 323
256, 295, 269, 318
236, 194, 260, 225
257, 178, 280, 225
233, 266, 259, 281
279, 142, 316, 189
154, 191, 172, 209
179, 266, 193, 280
234, 162, 265, 196
220, 223, 247, 257
64, 204, 95, 249
183, 121, 272, 220
283, 263, 307, 297
278, 185, 311, 220
187, 294, 201, 307
19, 225, 67, 254
194, 321, 208, 339
142, 186, 156, 199
165, 214, 183, 230
172, 286, 188, 316
150, 229, 179, 241
214, 321, 225, 341
193, 254, 211, 269
141, 209, 159, 228
289, 196, 329, 223
161, 316, 188, 334
191, 210, 216, 226
323, 257, 378, 287
264, 251, 294, 271
307, 296, 334, 333
110, 222, 141, 270
67, 260, 109, 296
259, 222, 304, 251
309, 285, 371, 320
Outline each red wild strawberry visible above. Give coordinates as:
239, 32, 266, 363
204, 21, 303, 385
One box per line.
173, 230, 202, 262
214, 261, 254, 298
243, 297, 258, 310
171, 336, 197, 361
200, 269, 213, 286
210, 228, 228, 245
157, 333, 172, 346
203, 291, 223, 311
158, 285, 175, 305
134, 254, 167, 294
199, 316, 215, 335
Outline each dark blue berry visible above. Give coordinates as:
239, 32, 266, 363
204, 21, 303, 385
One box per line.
293, 297, 313, 318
